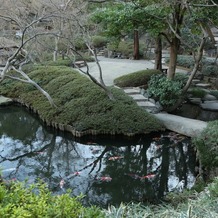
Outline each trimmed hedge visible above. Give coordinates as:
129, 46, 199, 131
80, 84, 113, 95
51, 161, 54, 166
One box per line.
114, 69, 161, 88
0, 65, 164, 136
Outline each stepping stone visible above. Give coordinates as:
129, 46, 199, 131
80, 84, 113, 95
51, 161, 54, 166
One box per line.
136, 101, 156, 107
192, 79, 201, 84
188, 98, 202, 105
203, 94, 217, 101
123, 88, 140, 95
195, 83, 211, 88
200, 101, 218, 111
130, 94, 149, 101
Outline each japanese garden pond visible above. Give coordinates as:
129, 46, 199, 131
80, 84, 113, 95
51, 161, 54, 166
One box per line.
0, 106, 196, 208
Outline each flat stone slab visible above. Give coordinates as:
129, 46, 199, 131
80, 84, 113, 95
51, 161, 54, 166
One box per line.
123, 88, 140, 95
200, 101, 218, 111
154, 113, 207, 137
195, 83, 211, 88
0, 96, 13, 106
203, 94, 217, 101
129, 94, 148, 101
136, 101, 156, 107
188, 97, 202, 105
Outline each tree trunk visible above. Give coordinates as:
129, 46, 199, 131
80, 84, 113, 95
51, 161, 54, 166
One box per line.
53, 35, 60, 62
133, 29, 140, 60
166, 37, 206, 112
168, 37, 180, 79
154, 35, 162, 71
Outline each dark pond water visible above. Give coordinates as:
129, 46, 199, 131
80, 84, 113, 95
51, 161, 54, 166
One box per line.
0, 106, 196, 208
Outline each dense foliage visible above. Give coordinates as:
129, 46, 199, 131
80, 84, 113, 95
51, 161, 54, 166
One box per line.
0, 64, 164, 136
0, 181, 104, 218
114, 69, 161, 88
193, 120, 218, 169
147, 74, 184, 108
165, 55, 218, 76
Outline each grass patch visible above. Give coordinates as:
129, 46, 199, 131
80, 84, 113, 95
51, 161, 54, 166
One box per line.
103, 177, 218, 218
114, 69, 161, 88
0, 65, 164, 136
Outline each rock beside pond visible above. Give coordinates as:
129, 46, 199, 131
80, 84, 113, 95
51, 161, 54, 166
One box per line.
200, 101, 218, 111
0, 96, 13, 106
203, 94, 217, 101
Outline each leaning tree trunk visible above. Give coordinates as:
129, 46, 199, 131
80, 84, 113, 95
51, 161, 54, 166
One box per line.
154, 35, 162, 71
133, 29, 140, 60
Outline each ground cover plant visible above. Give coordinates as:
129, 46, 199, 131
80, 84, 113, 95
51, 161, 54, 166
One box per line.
0, 180, 104, 218
0, 64, 164, 136
114, 69, 161, 88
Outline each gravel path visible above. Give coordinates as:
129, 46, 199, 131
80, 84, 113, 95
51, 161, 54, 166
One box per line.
82, 56, 187, 86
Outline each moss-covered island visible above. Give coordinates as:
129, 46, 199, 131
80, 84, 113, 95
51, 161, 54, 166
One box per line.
0, 64, 164, 137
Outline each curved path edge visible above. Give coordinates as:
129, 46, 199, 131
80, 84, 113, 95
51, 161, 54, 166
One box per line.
154, 113, 207, 137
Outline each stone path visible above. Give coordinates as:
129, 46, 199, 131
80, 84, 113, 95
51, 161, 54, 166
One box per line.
123, 87, 208, 137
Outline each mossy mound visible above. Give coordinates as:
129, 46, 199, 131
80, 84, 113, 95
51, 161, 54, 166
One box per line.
114, 69, 161, 88
0, 66, 164, 137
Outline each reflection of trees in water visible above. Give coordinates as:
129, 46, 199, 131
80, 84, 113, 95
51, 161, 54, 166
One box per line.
0, 106, 42, 144
0, 107, 196, 207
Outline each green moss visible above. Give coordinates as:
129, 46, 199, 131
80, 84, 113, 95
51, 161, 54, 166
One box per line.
114, 69, 161, 88
190, 88, 206, 98
0, 66, 164, 136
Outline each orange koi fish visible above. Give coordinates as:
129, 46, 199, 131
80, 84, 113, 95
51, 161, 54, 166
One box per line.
96, 176, 112, 182
108, 156, 124, 161
140, 174, 156, 179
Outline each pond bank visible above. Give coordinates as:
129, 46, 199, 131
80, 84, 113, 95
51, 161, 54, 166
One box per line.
0, 95, 207, 138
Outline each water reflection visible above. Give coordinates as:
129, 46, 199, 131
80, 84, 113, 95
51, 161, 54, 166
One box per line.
0, 106, 196, 208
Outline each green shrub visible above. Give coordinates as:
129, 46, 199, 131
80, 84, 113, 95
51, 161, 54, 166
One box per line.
201, 62, 218, 76
192, 120, 218, 169
0, 181, 104, 218
147, 74, 183, 108
92, 35, 108, 48
190, 88, 207, 98
114, 69, 161, 88
0, 66, 164, 136
117, 41, 133, 57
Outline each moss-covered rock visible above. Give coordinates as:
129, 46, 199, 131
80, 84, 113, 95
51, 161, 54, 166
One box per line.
114, 69, 161, 88
0, 65, 164, 137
